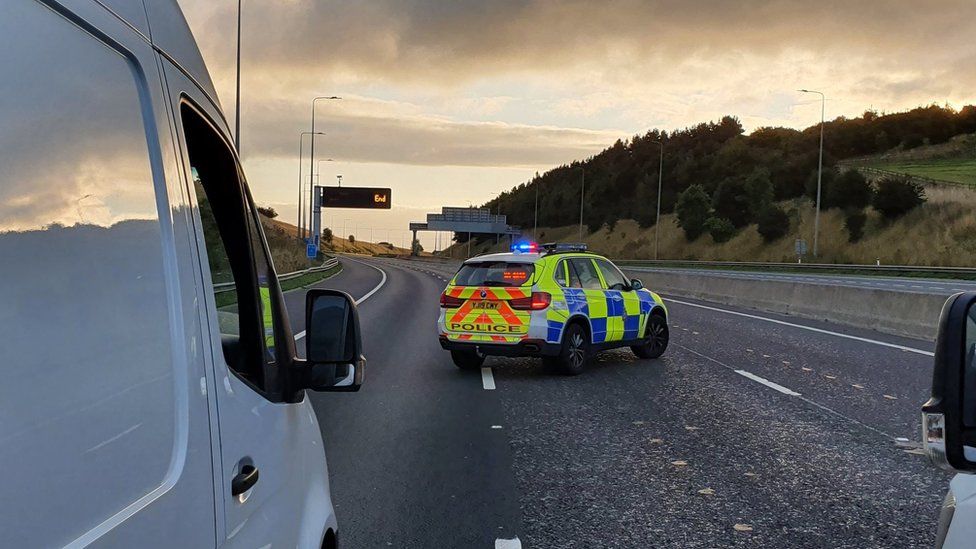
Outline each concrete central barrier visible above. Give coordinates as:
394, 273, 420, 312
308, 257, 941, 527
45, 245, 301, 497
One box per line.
395, 257, 948, 341
623, 269, 948, 341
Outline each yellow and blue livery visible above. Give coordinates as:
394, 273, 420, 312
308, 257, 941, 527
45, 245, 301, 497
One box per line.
437, 243, 668, 374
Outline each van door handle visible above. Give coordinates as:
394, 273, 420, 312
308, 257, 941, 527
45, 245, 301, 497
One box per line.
231, 464, 259, 496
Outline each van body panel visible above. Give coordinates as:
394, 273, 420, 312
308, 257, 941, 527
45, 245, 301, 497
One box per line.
0, 1, 217, 546
92, 0, 152, 38
142, 0, 222, 113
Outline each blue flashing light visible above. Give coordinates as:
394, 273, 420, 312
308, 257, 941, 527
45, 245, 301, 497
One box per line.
511, 241, 538, 253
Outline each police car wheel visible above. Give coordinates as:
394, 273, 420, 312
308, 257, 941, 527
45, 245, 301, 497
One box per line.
554, 323, 589, 375
632, 314, 668, 359
451, 349, 485, 370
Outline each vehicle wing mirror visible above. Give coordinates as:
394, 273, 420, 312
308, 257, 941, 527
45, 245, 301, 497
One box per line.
923, 291, 976, 471
630, 278, 644, 291
303, 289, 364, 392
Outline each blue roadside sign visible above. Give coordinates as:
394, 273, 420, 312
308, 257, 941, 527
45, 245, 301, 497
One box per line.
306, 243, 317, 258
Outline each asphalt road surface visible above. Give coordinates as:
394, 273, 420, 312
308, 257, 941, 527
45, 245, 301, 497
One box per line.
284, 256, 953, 548
625, 266, 976, 296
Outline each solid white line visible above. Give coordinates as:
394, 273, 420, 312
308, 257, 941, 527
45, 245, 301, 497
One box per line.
481, 367, 496, 390
664, 298, 934, 357
294, 258, 388, 341
733, 370, 801, 396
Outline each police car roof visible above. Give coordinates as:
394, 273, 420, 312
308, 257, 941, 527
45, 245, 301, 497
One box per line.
463, 252, 540, 264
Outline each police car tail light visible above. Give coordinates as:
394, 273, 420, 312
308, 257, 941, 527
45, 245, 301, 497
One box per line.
439, 292, 464, 309
511, 291, 551, 311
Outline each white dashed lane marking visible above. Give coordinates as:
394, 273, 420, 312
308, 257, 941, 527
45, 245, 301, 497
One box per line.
481, 367, 496, 390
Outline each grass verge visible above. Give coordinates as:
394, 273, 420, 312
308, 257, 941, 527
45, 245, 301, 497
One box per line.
215, 262, 343, 308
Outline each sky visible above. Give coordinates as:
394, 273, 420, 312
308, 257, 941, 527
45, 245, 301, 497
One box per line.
179, 0, 976, 249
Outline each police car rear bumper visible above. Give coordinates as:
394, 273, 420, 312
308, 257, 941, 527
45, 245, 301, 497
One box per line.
438, 336, 561, 357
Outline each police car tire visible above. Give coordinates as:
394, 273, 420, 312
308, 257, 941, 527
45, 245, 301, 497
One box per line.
552, 323, 589, 376
451, 349, 485, 370
632, 314, 668, 359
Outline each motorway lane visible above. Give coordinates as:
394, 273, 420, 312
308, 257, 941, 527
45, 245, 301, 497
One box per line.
287, 256, 953, 548
626, 266, 976, 296
302, 257, 523, 548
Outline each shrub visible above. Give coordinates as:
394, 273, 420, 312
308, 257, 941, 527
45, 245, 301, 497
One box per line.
348, 234, 356, 243
256, 206, 278, 218
704, 216, 736, 243
411, 239, 424, 255
321, 227, 333, 244
872, 176, 926, 220
712, 177, 752, 228
675, 185, 711, 240
756, 204, 790, 243
844, 209, 867, 242
744, 167, 774, 217
825, 170, 874, 210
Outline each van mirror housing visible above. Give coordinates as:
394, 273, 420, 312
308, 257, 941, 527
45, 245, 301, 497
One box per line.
303, 289, 365, 392
922, 292, 976, 471
630, 278, 644, 291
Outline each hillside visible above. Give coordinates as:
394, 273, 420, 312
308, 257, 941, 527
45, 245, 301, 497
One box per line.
448, 185, 976, 267
840, 133, 976, 187
260, 216, 413, 272
454, 104, 976, 266
479, 104, 976, 238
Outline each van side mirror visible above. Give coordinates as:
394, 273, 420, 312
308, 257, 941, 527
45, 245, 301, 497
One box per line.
631, 278, 644, 291
303, 289, 364, 392
922, 292, 976, 471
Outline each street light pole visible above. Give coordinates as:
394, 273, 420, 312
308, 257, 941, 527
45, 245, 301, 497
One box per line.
297, 131, 325, 240
577, 167, 585, 241
308, 95, 341, 243
652, 140, 664, 260
799, 89, 825, 257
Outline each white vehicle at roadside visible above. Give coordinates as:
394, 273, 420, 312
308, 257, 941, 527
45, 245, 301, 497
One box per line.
922, 292, 976, 548
0, 1, 362, 547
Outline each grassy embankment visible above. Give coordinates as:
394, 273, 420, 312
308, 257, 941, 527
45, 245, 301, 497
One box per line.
846, 133, 976, 188
447, 184, 976, 268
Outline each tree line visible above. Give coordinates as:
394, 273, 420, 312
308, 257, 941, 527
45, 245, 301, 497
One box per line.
466, 104, 974, 245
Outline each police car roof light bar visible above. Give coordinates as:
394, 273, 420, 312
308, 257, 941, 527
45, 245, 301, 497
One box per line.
540, 242, 587, 255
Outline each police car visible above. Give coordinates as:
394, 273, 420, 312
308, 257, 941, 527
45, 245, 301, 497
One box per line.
438, 243, 669, 374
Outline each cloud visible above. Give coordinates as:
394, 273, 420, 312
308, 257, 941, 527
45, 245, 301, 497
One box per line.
242, 94, 620, 168
187, 0, 974, 87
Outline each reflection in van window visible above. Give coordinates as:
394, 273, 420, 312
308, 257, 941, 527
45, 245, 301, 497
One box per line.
0, 2, 174, 546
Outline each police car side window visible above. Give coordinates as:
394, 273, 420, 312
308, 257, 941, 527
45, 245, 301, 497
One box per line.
567, 260, 583, 288
181, 105, 277, 390
570, 258, 604, 290
596, 259, 629, 291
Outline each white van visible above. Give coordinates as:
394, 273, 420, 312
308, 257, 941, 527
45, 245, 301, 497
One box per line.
0, 1, 362, 547
923, 291, 976, 548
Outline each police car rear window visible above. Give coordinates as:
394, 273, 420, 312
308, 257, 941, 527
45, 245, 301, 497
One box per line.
454, 262, 534, 287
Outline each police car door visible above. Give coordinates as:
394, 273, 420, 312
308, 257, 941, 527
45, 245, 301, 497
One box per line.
595, 258, 641, 341
569, 258, 613, 343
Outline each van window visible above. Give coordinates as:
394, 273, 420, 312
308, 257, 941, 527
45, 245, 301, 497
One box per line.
181, 105, 279, 389
0, 3, 175, 545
